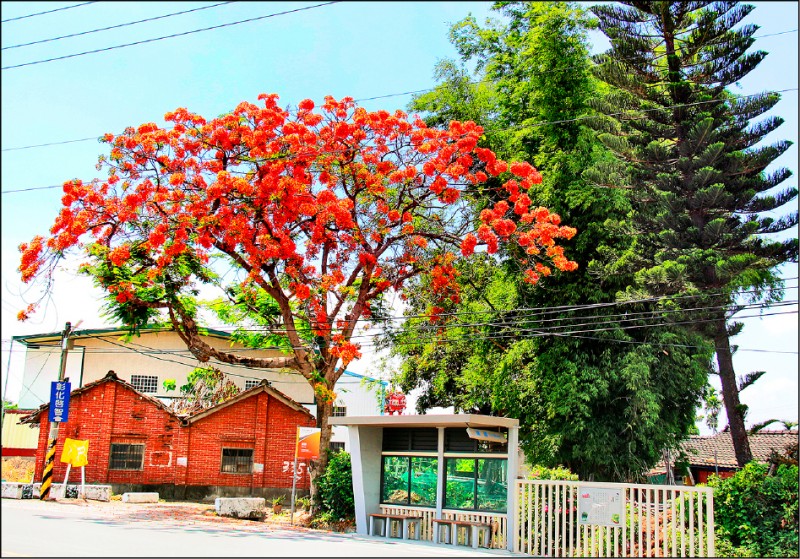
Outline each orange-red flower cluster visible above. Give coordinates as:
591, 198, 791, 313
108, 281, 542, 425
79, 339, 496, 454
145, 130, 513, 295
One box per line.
17, 92, 578, 366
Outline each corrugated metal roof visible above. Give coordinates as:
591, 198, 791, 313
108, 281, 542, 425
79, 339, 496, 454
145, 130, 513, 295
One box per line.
2, 411, 40, 449
11, 324, 234, 347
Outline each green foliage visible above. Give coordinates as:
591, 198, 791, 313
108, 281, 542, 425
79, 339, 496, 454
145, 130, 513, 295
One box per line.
587, 1, 798, 464
162, 378, 177, 392
2, 399, 19, 411
168, 366, 240, 414
271, 494, 286, 506
80, 241, 214, 336
393, 1, 713, 482
205, 284, 313, 355
709, 462, 799, 558
316, 451, 355, 520
527, 464, 579, 481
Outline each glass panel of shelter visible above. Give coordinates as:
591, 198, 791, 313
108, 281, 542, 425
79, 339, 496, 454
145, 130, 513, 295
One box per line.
379, 427, 508, 512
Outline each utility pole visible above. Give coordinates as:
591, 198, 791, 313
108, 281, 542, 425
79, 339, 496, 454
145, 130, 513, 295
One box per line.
40, 321, 72, 500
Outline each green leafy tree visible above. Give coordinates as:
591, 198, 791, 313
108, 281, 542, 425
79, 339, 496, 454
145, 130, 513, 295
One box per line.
587, 1, 798, 467
391, 1, 711, 481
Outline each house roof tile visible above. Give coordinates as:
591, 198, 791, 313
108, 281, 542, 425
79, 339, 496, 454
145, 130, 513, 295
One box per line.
680, 430, 798, 468
19, 370, 179, 425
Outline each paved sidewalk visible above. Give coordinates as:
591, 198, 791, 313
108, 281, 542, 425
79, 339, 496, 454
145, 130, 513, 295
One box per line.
1, 498, 525, 557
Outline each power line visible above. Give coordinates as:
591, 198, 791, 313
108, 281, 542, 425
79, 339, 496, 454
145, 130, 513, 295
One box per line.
1, 2, 341, 70
357, 309, 800, 351
1, 2, 97, 23
0, 86, 796, 194
1, 42, 796, 152
2, 2, 236, 51
5, 291, 796, 351
1, 136, 101, 153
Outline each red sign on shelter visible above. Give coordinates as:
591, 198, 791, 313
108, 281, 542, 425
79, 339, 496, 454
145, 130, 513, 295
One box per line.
384, 392, 406, 415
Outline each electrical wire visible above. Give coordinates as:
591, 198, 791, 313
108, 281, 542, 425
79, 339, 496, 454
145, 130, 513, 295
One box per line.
5, 301, 797, 354
1, 85, 796, 195
1, 2, 341, 70
1, 46, 796, 151
1, 2, 96, 23
2, 2, 236, 51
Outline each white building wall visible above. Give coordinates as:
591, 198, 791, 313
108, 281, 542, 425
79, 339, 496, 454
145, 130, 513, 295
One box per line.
18, 346, 84, 409
16, 330, 314, 408
303, 371, 387, 452
330, 372, 386, 450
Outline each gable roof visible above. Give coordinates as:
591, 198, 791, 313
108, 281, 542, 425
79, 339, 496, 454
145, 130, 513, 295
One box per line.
681, 430, 799, 469
185, 380, 315, 424
19, 370, 179, 425
11, 324, 235, 347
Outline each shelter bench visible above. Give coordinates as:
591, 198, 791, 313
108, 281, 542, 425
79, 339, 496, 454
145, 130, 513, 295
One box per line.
432, 518, 492, 549
368, 513, 422, 540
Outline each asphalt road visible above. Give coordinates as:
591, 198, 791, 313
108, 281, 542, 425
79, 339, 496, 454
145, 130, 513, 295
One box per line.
1, 498, 523, 557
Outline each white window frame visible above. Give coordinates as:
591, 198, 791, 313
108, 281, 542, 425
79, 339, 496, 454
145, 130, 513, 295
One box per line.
130, 374, 159, 393
244, 379, 260, 390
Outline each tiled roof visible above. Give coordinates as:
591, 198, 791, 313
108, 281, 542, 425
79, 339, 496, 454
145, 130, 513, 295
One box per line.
19, 370, 178, 425
681, 430, 799, 468
185, 380, 314, 423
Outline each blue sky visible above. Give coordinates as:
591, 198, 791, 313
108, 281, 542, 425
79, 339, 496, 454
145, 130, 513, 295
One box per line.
1, 2, 797, 432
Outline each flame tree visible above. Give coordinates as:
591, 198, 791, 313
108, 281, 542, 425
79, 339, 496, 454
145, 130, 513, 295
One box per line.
18, 93, 577, 494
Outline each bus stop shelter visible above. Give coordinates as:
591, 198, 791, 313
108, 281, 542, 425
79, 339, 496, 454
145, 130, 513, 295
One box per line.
329, 414, 519, 551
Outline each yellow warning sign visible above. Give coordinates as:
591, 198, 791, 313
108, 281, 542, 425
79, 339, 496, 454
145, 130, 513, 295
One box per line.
60, 438, 89, 467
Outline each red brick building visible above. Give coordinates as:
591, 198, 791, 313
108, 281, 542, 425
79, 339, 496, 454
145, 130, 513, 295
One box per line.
21, 371, 316, 500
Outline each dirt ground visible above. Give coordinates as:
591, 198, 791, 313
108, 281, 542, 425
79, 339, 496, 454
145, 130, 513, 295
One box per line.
39, 497, 356, 534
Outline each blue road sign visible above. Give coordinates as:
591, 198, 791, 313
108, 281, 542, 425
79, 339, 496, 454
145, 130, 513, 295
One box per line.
48, 381, 71, 423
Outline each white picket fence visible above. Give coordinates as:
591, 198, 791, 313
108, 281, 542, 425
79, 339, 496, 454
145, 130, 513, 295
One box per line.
515, 480, 714, 557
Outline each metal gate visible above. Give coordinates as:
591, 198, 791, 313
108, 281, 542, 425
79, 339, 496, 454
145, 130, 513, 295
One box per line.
515, 480, 714, 557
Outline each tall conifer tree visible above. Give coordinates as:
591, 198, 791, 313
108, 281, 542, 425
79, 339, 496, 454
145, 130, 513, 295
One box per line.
588, 1, 798, 466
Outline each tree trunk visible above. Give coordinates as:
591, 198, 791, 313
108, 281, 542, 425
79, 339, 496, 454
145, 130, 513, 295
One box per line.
713, 317, 753, 466
309, 397, 333, 509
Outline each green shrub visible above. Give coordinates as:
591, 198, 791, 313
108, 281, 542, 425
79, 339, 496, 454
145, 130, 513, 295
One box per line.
708, 462, 799, 558
527, 464, 579, 481
317, 451, 355, 520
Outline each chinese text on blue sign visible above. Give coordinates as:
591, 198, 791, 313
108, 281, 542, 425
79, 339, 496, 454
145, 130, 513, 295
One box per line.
48, 381, 71, 423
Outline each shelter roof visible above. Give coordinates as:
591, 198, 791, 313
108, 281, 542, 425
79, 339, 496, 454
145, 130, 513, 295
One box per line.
329, 414, 518, 429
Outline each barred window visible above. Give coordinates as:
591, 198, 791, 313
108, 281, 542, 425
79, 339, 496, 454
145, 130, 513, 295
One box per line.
244, 380, 260, 390
221, 448, 253, 473
109, 443, 144, 470
130, 374, 158, 393
332, 406, 347, 417
329, 442, 346, 453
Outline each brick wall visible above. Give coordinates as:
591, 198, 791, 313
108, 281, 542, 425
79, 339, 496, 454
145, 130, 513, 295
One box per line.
32, 380, 316, 493
187, 392, 315, 490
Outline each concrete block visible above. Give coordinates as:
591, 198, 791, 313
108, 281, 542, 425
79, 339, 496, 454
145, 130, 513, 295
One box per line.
214, 497, 266, 520
30, 483, 111, 501
1, 482, 24, 499
122, 492, 160, 503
